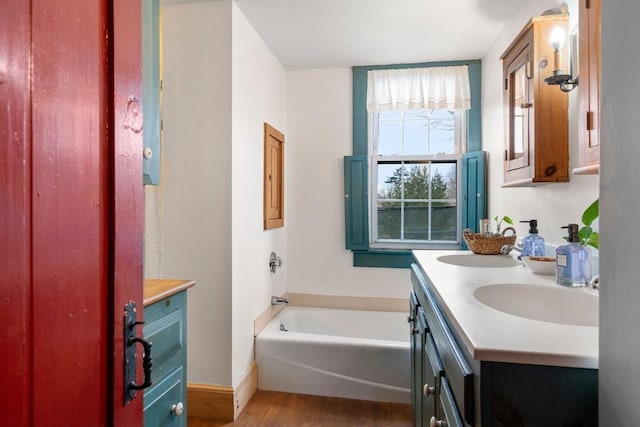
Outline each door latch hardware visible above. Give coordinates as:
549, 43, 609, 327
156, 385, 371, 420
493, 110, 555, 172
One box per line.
124, 301, 153, 405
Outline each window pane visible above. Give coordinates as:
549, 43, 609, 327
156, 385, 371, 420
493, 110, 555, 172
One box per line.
378, 120, 401, 155
403, 121, 428, 155
377, 200, 401, 239
377, 163, 404, 199
404, 201, 429, 240
374, 159, 458, 244
431, 202, 457, 240
379, 110, 400, 120
403, 163, 429, 200
430, 119, 455, 154
430, 163, 457, 200
429, 110, 455, 120
403, 109, 426, 120
375, 109, 458, 156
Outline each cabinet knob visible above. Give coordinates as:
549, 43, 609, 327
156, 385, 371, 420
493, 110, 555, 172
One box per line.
430, 416, 447, 427
171, 402, 184, 417
423, 383, 435, 397
411, 327, 419, 335
143, 147, 153, 159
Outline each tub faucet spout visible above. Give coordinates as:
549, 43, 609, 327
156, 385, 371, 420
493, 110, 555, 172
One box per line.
271, 296, 289, 305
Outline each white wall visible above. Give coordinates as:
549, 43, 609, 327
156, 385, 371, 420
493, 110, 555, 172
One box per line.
286, 69, 410, 299
149, 0, 287, 388
161, 0, 233, 385
230, 2, 287, 385
600, 2, 640, 424
483, 0, 599, 248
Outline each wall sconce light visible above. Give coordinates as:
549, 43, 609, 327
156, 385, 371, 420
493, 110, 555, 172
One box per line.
544, 26, 578, 92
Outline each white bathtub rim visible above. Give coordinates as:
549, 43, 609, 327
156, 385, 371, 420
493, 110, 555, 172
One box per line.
259, 306, 409, 345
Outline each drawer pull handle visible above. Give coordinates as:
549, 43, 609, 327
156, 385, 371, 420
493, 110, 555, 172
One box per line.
423, 383, 435, 397
430, 416, 447, 427
171, 402, 184, 417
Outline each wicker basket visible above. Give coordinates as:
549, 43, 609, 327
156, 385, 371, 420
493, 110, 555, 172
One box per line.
463, 227, 517, 255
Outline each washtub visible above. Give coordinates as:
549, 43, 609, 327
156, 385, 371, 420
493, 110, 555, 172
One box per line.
255, 306, 410, 403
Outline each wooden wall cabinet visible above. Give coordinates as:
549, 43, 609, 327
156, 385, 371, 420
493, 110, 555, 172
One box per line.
264, 123, 285, 229
501, 14, 569, 187
574, 0, 601, 175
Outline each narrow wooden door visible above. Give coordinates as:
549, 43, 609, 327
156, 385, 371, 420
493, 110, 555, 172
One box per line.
0, 0, 143, 425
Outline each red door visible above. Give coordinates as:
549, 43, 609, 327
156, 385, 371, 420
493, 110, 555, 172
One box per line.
0, 0, 144, 425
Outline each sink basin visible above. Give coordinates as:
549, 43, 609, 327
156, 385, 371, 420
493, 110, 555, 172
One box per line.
437, 254, 522, 268
473, 283, 598, 327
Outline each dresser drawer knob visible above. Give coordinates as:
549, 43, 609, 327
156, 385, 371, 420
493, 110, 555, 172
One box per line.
171, 402, 184, 417
423, 383, 435, 397
430, 416, 447, 427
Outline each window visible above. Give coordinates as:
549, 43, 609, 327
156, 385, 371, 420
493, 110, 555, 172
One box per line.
370, 109, 464, 249
345, 60, 485, 268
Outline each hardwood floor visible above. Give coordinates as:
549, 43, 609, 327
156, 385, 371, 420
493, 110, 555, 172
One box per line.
188, 390, 413, 427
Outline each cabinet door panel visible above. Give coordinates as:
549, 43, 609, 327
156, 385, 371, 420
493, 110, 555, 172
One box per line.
439, 377, 465, 427
410, 293, 423, 426
505, 49, 531, 172
423, 331, 444, 425
575, 0, 600, 174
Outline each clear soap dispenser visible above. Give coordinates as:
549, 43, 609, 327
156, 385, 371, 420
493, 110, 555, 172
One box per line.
556, 224, 591, 287
519, 219, 545, 257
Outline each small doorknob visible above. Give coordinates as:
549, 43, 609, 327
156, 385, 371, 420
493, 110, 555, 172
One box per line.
423, 383, 435, 397
430, 416, 447, 427
171, 402, 184, 416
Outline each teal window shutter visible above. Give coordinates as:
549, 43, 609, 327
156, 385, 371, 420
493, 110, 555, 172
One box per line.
344, 155, 369, 250
462, 151, 487, 234
142, 0, 161, 185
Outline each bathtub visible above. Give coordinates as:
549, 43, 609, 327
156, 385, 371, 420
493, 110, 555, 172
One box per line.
255, 306, 410, 403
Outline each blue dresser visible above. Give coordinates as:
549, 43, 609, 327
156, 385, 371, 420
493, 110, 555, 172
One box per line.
143, 279, 195, 427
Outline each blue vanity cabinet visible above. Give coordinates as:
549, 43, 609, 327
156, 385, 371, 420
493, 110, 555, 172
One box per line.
411, 265, 470, 427
410, 291, 447, 427
143, 280, 195, 427
410, 263, 598, 426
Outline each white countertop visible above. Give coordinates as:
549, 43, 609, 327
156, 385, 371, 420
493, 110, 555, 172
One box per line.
412, 250, 599, 369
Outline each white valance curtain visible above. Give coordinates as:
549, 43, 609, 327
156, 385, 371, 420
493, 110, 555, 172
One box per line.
366, 65, 471, 112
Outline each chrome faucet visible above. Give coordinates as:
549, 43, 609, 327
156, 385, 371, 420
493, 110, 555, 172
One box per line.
500, 244, 523, 259
271, 296, 289, 305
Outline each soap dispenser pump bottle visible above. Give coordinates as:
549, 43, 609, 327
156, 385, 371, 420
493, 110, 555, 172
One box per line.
556, 224, 591, 287
519, 219, 545, 257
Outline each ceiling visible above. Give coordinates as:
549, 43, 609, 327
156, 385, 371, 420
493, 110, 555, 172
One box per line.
234, 0, 528, 70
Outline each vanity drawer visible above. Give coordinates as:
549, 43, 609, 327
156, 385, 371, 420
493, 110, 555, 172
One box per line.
144, 367, 185, 427
144, 293, 186, 383
425, 332, 444, 381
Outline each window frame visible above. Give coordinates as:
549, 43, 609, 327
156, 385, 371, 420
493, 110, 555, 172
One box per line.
369, 109, 466, 250
347, 60, 484, 268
